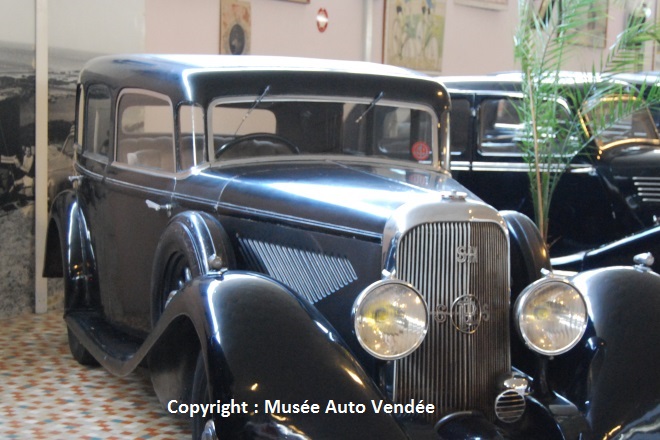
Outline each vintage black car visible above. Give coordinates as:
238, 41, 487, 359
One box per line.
441, 73, 660, 271
44, 55, 660, 440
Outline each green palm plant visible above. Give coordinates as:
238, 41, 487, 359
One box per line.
514, 0, 660, 243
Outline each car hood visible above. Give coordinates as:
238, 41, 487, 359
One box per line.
604, 144, 660, 177
213, 159, 484, 238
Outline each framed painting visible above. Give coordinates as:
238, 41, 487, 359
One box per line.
383, 0, 446, 73
220, 0, 252, 55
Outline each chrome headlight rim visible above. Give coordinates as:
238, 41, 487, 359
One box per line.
352, 279, 429, 361
514, 276, 588, 357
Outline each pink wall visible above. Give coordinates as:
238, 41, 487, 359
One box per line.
145, 0, 369, 61
141, 1, 659, 77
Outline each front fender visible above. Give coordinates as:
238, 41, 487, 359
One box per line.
151, 271, 408, 439
548, 267, 660, 439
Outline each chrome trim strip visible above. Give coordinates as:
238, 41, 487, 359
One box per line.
456, 162, 594, 173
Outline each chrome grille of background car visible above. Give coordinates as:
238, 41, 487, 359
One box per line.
394, 222, 510, 422
633, 176, 660, 204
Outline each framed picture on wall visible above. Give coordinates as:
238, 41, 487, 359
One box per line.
273, 0, 310, 3
383, 0, 446, 73
220, 0, 252, 55
455, 0, 508, 11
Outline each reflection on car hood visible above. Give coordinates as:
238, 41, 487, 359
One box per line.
215, 159, 478, 237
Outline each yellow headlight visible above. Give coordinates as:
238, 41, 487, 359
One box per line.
353, 279, 428, 360
515, 277, 588, 356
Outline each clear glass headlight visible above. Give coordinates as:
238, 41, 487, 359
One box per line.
514, 277, 588, 356
353, 279, 428, 360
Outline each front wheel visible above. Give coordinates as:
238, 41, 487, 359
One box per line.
151, 221, 204, 325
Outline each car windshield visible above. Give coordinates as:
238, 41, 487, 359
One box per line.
582, 95, 660, 147
206, 97, 437, 166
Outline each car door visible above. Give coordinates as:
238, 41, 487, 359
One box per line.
82, 88, 176, 334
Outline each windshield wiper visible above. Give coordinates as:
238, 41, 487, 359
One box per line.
355, 91, 384, 124
234, 85, 271, 135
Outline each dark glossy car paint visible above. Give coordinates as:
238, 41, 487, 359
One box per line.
440, 73, 660, 270
43, 55, 660, 439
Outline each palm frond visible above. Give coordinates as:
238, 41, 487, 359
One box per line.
513, 0, 660, 242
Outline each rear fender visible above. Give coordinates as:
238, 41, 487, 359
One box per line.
43, 190, 99, 310
150, 271, 408, 439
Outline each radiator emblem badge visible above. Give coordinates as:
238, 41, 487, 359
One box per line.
456, 246, 478, 263
432, 295, 488, 334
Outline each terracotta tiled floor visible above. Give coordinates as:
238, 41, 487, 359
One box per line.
0, 311, 191, 439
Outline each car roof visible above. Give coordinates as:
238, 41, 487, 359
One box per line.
438, 71, 604, 94
79, 54, 449, 108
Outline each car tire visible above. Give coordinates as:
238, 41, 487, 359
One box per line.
67, 327, 99, 366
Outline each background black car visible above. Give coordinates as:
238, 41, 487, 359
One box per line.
441, 72, 660, 269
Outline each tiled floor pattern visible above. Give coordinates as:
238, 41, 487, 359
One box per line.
0, 311, 191, 439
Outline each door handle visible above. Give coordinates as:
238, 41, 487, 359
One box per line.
146, 199, 174, 217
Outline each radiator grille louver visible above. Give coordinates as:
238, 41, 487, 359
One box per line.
395, 222, 510, 422
238, 237, 358, 303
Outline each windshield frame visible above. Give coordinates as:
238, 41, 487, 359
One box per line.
206, 94, 443, 169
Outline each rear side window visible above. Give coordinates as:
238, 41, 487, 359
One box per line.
116, 91, 175, 172
478, 98, 523, 156
83, 85, 112, 160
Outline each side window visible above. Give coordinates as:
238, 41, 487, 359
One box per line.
179, 104, 205, 170
116, 91, 175, 172
478, 98, 523, 156
450, 99, 471, 155
83, 85, 112, 160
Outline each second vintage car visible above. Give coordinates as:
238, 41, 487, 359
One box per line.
441, 72, 660, 271
44, 55, 660, 439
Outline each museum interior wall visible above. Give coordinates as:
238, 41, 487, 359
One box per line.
0, 0, 657, 319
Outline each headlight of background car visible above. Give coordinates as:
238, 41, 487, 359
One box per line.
514, 277, 588, 356
353, 279, 428, 360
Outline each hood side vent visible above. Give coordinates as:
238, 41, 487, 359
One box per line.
633, 176, 660, 203
238, 236, 358, 303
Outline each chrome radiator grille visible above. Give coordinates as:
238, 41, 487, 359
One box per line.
394, 222, 510, 422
